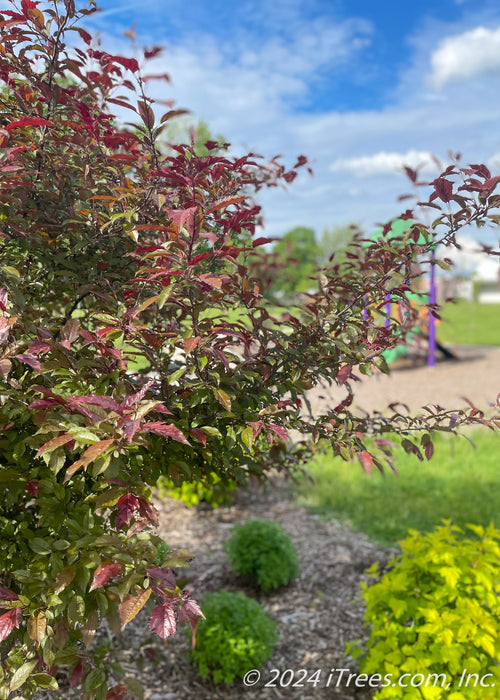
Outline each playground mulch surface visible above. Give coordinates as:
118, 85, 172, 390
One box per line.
307, 345, 500, 416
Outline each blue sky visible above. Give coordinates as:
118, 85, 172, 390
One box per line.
87, 0, 500, 250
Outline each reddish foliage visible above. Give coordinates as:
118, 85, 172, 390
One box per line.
149, 603, 177, 639
0, 2, 499, 697
0, 608, 21, 643
115, 494, 141, 530
89, 562, 123, 592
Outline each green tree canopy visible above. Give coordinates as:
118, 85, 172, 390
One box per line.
160, 117, 227, 157
268, 226, 320, 296
318, 224, 360, 267
266, 224, 360, 298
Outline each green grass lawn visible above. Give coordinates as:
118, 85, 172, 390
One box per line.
296, 429, 500, 546
438, 300, 500, 346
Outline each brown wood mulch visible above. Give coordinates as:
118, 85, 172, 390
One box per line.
35, 478, 391, 700
108, 480, 392, 700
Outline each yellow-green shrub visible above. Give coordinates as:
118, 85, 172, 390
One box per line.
349, 522, 500, 699
157, 472, 235, 508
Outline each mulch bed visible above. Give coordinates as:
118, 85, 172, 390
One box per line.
35, 477, 393, 700
105, 479, 392, 700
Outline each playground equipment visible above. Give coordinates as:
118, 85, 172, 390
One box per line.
366, 219, 454, 367
381, 290, 457, 365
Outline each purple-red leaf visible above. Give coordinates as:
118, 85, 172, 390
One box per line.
144, 46, 164, 60
267, 423, 288, 443
190, 428, 207, 446
126, 518, 149, 536
432, 177, 453, 203
137, 496, 159, 526
424, 441, 434, 460
0, 607, 21, 642
121, 417, 142, 443
0, 587, 19, 607
152, 404, 173, 415
137, 99, 155, 129
89, 562, 122, 592
27, 341, 51, 355
64, 0, 76, 18
69, 661, 85, 689
213, 347, 230, 371
15, 353, 42, 372
114, 56, 139, 73
75, 27, 92, 44
121, 380, 154, 409
404, 166, 418, 183
69, 395, 120, 412
358, 450, 374, 475
293, 155, 308, 169
146, 567, 176, 589
248, 420, 264, 439
142, 422, 190, 445
149, 603, 176, 639
484, 176, 500, 192
115, 493, 140, 530
337, 364, 352, 385
6, 117, 53, 130
25, 480, 39, 497
29, 398, 59, 410
179, 597, 205, 623
253, 237, 274, 247
169, 207, 197, 236
178, 597, 205, 648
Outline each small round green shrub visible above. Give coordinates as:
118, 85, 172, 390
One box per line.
349, 522, 500, 698
224, 519, 299, 593
188, 591, 278, 684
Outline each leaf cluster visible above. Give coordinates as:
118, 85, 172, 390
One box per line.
224, 519, 299, 593
186, 591, 278, 684
349, 522, 500, 698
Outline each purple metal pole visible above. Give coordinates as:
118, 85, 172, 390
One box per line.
385, 293, 391, 327
428, 249, 436, 368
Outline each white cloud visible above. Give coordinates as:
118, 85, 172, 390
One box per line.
94, 15, 371, 151
429, 25, 500, 89
330, 150, 439, 177
440, 236, 500, 280
488, 152, 500, 169
233, 18, 371, 78
87, 10, 500, 244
